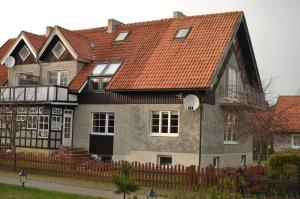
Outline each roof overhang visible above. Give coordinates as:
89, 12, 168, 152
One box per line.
0, 33, 37, 65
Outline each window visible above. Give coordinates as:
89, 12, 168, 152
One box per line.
213, 156, 220, 169
52, 41, 66, 59
52, 108, 62, 115
241, 155, 246, 166
151, 111, 178, 136
175, 27, 191, 39
292, 134, 300, 149
51, 116, 62, 131
115, 31, 129, 42
157, 155, 172, 166
27, 115, 38, 129
225, 67, 238, 101
38, 115, 49, 138
48, 71, 68, 86
224, 113, 237, 144
90, 62, 122, 91
91, 113, 114, 135
17, 115, 26, 121
17, 107, 27, 114
19, 46, 30, 61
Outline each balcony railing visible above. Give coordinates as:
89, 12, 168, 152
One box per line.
0, 85, 77, 104
220, 85, 265, 107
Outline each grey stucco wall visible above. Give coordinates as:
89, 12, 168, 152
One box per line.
8, 61, 84, 86
273, 133, 293, 151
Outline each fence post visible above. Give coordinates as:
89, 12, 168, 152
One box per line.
186, 165, 196, 189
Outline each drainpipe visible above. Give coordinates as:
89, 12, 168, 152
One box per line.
197, 90, 204, 168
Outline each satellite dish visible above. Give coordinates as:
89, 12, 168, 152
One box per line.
183, 94, 200, 111
4, 56, 15, 68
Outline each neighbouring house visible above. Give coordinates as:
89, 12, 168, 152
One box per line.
272, 96, 300, 151
0, 11, 264, 167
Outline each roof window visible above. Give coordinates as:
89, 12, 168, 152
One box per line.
115, 31, 129, 42
19, 46, 30, 61
175, 27, 191, 39
52, 41, 66, 59
92, 62, 122, 76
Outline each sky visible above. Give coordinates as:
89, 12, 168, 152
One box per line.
0, 0, 299, 97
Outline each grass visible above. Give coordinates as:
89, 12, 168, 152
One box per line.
0, 183, 104, 199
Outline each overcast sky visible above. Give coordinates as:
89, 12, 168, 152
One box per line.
0, 0, 299, 97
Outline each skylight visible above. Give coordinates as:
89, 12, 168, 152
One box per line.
175, 27, 191, 39
92, 62, 122, 76
115, 31, 129, 42
92, 64, 108, 76
103, 63, 122, 75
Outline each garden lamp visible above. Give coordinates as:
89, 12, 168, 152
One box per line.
18, 170, 28, 188
147, 188, 158, 199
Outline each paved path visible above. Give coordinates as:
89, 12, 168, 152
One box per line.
0, 176, 164, 199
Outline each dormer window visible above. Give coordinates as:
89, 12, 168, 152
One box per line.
115, 31, 129, 42
19, 46, 30, 61
90, 62, 122, 92
175, 27, 191, 39
52, 41, 66, 59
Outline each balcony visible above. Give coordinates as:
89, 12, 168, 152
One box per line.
0, 85, 77, 105
219, 85, 265, 107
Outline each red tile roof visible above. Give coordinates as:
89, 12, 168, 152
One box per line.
58, 26, 94, 60
273, 96, 300, 133
69, 63, 95, 91
23, 31, 46, 51
0, 39, 16, 86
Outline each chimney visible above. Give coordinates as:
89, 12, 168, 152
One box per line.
107, 19, 123, 33
46, 26, 53, 37
173, 11, 186, 18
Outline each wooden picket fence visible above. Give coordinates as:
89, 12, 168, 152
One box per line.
0, 151, 265, 190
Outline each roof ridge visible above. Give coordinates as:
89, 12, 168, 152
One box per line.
22, 30, 46, 38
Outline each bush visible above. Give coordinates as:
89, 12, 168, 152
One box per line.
267, 150, 300, 179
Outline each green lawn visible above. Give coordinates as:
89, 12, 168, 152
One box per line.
0, 183, 104, 199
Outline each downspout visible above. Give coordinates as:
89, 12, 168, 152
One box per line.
197, 90, 204, 168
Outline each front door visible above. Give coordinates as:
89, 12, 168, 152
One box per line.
62, 109, 73, 147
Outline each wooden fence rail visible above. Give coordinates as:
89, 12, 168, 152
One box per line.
0, 151, 265, 190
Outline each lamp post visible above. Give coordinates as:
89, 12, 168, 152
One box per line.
147, 188, 158, 199
18, 170, 28, 188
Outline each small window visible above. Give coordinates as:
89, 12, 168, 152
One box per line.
17, 115, 26, 122
51, 116, 62, 131
17, 107, 27, 114
175, 27, 191, 39
38, 115, 49, 138
52, 108, 62, 115
91, 113, 114, 135
224, 113, 237, 144
241, 155, 246, 166
92, 64, 108, 76
213, 156, 220, 169
151, 111, 179, 136
52, 41, 66, 59
115, 31, 129, 42
27, 115, 38, 130
292, 134, 300, 149
158, 155, 172, 166
48, 71, 68, 86
103, 63, 122, 75
28, 107, 38, 114
19, 46, 30, 61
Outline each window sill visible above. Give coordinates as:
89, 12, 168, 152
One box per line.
149, 133, 179, 137
91, 133, 114, 136
224, 141, 238, 145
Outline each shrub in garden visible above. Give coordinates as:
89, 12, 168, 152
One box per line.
267, 150, 300, 179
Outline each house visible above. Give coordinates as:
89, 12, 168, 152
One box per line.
272, 96, 300, 151
0, 11, 264, 167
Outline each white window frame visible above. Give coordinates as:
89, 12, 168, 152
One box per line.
175, 27, 191, 39
225, 67, 239, 101
48, 71, 68, 86
150, 110, 179, 137
291, 134, 300, 149
16, 115, 26, 122
157, 155, 172, 166
115, 31, 130, 42
52, 41, 66, 59
91, 112, 114, 136
38, 115, 49, 138
224, 113, 238, 144
213, 156, 220, 169
27, 115, 38, 130
19, 46, 30, 61
51, 115, 62, 131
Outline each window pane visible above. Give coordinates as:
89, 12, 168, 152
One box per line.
175, 28, 191, 39
59, 71, 68, 86
92, 64, 107, 76
103, 63, 122, 75
108, 127, 114, 133
159, 156, 172, 166
170, 127, 178, 133
115, 32, 129, 42
48, 71, 58, 85
161, 127, 168, 133
152, 126, 159, 133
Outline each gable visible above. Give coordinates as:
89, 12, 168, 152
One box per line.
39, 35, 74, 62
10, 40, 36, 65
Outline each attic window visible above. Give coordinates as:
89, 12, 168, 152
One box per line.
115, 31, 129, 42
92, 62, 122, 76
175, 27, 191, 39
19, 46, 30, 61
52, 41, 66, 59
